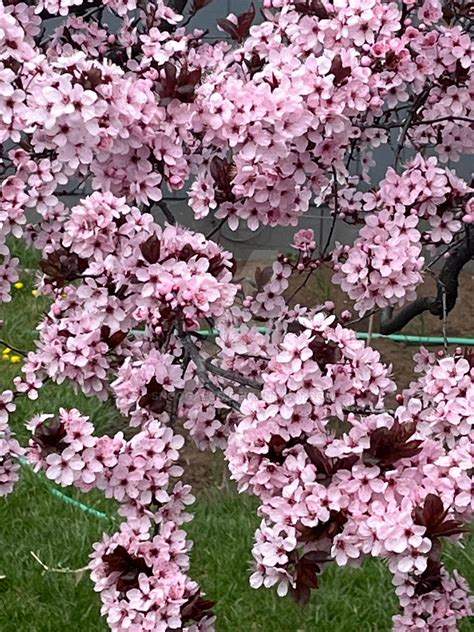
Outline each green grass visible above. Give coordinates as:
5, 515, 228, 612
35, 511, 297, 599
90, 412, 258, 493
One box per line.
0, 247, 472, 631
1, 473, 472, 632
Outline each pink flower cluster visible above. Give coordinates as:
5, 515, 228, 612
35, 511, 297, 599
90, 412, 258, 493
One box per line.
22, 192, 236, 398
333, 209, 424, 314
188, 0, 473, 234
90, 519, 215, 632
333, 156, 472, 314
0, 390, 23, 496
227, 319, 473, 627
26, 409, 181, 503
0, 0, 473, 630
26, 407, 214, 630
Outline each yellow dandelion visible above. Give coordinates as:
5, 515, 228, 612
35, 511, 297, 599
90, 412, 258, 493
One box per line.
31, 289, 38, 297
10, 355, 22, 364
14, 282, 24, 289
2, 347, 11, 356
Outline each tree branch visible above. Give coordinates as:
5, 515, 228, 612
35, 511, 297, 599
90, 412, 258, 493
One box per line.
0, 339, 27, 357
157, 201, 177, 226
204, 358, 263, 389
177, 324, 242, 411
380, 227, 474, 334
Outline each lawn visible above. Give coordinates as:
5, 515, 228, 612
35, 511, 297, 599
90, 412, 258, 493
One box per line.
0, 248, 472, 632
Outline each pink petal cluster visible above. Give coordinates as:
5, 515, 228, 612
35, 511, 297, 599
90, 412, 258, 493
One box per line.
26, 407, 214, 630
0, 390, 23, 496
0, 0, 473, 630
333, 156, 471, 314
22, 193, 236, 398
227, 322, 473, 626
90, 518, 215, 632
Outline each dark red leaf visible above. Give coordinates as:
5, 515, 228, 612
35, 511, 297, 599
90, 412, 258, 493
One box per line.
209, 156, 228, 188
334, 454, 359, 473
414, 559, 443, 595
81, 67, 103, 90
304, 445, 331, 476
422, 494, 446, 527
308, 335, 342, 369
237, 3, 256, 40
217, 17, 241, 41
430, 520, 469, 539
329, 54, 351, 86
413, 494, 468, 542
32, 417, 67, 454
183, 68, 202, 87
108, 330, 129, 349
192, 0, 212, 11
295, 0, 330, 18
181, 590, 216, 623
267, 435, 289, 465
290, 581, 312, 607
208, 254, 225, 276
40, 249, 88, 285
103, 545, 152, 594
140, 234, 161, 264
218, 3, 255, 42
298, 562, 320, 589
301, 550, 331, 564
139, 377, 168, 414
209, 156, 234, 202
363, 421, 422, 470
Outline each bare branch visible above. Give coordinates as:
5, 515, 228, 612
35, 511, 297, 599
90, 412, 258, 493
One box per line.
380, 227, 474, 335
394, 86, 431, 168
0, 339, 27, 357
321, 166, 339, 257
30, 551, 88, 575
157, 201, 177, 226
205, 358, 263, 389
177, 324, 242, 411
167, 0, 188, 12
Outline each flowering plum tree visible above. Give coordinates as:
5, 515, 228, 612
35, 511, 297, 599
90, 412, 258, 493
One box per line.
0, 0, 473, 629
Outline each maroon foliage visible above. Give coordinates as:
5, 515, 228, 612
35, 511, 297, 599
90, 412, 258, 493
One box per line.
103, 545, 153, 593
217, 3, 256, 42
140, 234, 162, 264
413, 494, 469, 540
156, 63, 202, 104
138, 377, 168, 414
363, 421, 423, 470
40, 249, 88, 285
181, 591, 216, 623
32, 417, 67, 455
308, 335, 342, 369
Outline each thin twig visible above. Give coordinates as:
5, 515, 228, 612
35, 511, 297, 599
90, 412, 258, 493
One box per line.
286, 269, 314, 304
177, 323, 241, 411
157, 201, 177, 226
205, 358, 263, 389
321, 166, 339, 257
206, 218, 226, 240
347, 308, 380, 326
394, 86, 432, 168
367, 314, 375, 345
440, 281, 448, 350
0, 339, 27, 357
30, 551, 88, 575
359, 116, 474, 131
425, 237, 464, 271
